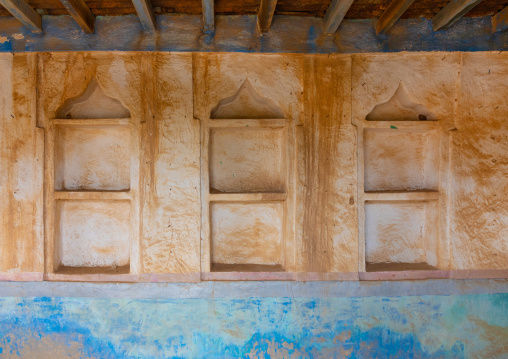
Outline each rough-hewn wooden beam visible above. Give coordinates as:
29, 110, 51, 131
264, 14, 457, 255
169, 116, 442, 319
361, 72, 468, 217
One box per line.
132, 0, 156, 31
202, 0, 214, 32
60, 0, 94, 33
258, 0, 277, 33
492, 6, 508, 33
323, 0, 355, 33
432, 0, 483, 31
376, 0, 416, 34
0, 0, 41, 33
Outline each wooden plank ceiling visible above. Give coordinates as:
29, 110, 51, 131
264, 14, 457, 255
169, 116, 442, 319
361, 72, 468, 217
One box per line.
0, 0, 507, 33
0, 0, 506, 18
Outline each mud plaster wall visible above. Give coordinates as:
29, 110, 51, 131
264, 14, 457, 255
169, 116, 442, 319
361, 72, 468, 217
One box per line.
0, 53, 43, 274
452, 53, 508, 270
0, 51, 507, 277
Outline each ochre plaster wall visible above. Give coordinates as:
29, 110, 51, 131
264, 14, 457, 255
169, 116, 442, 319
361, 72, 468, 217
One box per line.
0, 53, 43, 276
0, 51, 506, 281
452, 53, 508, 269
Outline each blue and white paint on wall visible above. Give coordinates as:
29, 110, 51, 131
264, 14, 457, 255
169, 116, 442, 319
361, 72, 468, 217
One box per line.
1, 280, 508, 358
0, 15, 507, 54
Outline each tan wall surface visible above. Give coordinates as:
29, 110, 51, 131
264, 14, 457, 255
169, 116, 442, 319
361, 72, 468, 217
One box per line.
0, 52, 506, 281
452, 52, 508, 270
0, 53, 43, 275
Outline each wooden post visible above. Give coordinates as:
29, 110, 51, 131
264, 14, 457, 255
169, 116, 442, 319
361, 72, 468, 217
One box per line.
131, 0, 156, 31
432, 0, 483, 31
258, 0, 277, 33
202, 0, 214, 33
323, 0, 355, 34
60, 0, 95, 33
0, 0, 42, 33
492, 6, 508, 33
376, 0, 416, 34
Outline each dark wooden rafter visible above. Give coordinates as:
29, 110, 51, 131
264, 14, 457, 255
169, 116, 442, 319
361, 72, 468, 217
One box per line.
323, 0, 355, 33
60, 0, 95, 33
492, 5, 508, 32
132, 0, 156, 31
0, 0, 41, 32
258, 0, 277, 33
432, 0, 483, 31
375, 0, 416, 34
0, 0, 504, 35
202, 0, 214, 33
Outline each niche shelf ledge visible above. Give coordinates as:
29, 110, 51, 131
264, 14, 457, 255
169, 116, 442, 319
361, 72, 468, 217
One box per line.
55, 264, 131, 275
208, 119, 286, 128
365, 262, 438, 272
209, 192, 287, 202
364, 191, 439, 202
51, 118, 131, 127
211, 263, 285, 272
362, 121, 439, 131
54, 191, 131, 201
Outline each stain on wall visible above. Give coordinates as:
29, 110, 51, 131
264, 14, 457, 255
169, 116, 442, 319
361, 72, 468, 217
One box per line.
300, 55, 357, 273
141, 53, 200, 275
451, 52, 508, 270
0, 53, 43, 275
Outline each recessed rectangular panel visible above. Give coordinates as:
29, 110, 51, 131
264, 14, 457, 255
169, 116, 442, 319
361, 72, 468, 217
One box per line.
364, 129, 439, 192
211, 202, 283, 268
209, 128, 285, 193
56, 200, 130, 268
365, 201, 438, 270
55, 125, 130, 191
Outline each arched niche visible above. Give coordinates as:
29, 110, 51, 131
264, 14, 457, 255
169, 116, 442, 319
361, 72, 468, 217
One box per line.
366, 82, 436, 121
210, 79, 284, 119
56, 78, 130, 119
47, 77, 139, 278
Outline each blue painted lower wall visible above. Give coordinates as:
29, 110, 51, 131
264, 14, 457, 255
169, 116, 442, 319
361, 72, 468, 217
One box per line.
1, 291, 508, 358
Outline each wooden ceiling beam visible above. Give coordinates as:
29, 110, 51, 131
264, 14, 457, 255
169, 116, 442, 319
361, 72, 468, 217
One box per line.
432, 0, 483, 31
492, 6, 508, 32
202, 0, 214, 32
0, 0, 41, 33
375, 0, 416, 34
132, 0, 156, 31
258, 0, 277, 33
323, 0, 355, 33
60, 0, 95, 33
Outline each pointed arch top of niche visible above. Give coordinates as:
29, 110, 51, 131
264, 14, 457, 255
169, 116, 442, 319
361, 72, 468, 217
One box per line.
210, 79, 285, 119
56, 78, 131, 119
366, 82, 436, 122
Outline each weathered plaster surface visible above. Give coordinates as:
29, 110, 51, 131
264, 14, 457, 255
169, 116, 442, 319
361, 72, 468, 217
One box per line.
300, 55, 357, 273
209, 128, 285, 193
0, 53, 42, 274
352, 53, 460, 272
352, 53, 460, 126
54, 125, 131, 191
57, 200, 131, 268
0, 16, 507, 53
0, 291, 507, 358
141, 53, 200, 274
2, 279, 508, 298
0, 51, 507, 280
452, 52, 508, 269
